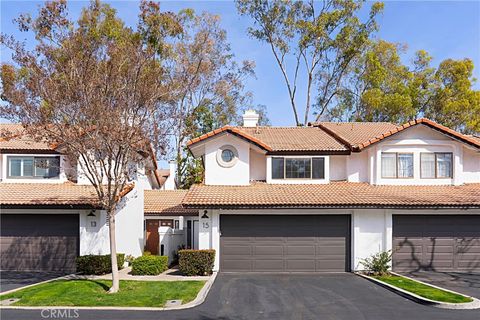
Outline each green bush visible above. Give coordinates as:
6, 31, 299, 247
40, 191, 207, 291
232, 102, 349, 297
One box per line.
360, 250, 392, 276
76, 253, 125, 275
179, 249, 215, 276
131, 255, 168, 275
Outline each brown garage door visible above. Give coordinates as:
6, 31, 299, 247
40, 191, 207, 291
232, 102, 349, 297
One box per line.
220, 215, 350, 272
393, 215, 480, 272
0, 214, 79, 272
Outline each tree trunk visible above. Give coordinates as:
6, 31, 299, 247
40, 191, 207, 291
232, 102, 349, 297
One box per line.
108, 212, 120, 293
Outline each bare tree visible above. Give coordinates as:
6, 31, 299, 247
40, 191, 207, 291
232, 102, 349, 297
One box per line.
236, 0, 383, 125
0, 0, 180, 293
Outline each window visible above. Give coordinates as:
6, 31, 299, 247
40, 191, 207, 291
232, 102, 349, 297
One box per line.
421, 152, 453, 179
271, 157, 325, 180
381, 153, 413, 178
7, 156, 60, 178
216, 145, 238, 168
272, 157, 284, 179
286, 158, 311, 178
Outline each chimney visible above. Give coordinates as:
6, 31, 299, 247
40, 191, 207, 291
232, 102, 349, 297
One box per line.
164, 160, 176, 190
242, 109, 259, 127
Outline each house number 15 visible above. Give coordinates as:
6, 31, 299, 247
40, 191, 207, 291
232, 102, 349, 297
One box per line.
202, 222, 209, 229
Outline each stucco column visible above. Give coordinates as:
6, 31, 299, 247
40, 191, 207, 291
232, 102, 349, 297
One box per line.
198, 209, 211, 250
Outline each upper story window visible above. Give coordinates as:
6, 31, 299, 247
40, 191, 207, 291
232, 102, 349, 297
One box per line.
421, 152, 453, 179
381, 153, 413, 178
272, 157, 325, 180
216, 145, 238, 168
7, 156, 60, 179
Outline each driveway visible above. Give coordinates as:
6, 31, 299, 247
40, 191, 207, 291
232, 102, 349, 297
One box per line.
2, 273, 480, 320
0, 271, 67, 293
402, 271, 480, 299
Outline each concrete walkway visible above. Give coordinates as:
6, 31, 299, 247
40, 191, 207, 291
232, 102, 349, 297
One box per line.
74, 267, 210, 282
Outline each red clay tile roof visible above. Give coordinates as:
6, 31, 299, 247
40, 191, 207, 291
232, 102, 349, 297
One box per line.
183, 182, 480, 209
0, 182, 100, 207
316, 119, 480, 151
144, 190, 198, 216
187, 125, 348, 152
0, 124, 56, 152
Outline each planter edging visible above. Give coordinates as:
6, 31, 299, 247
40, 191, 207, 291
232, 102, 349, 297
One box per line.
356, 272, 480, 310
0, 272, 217, 311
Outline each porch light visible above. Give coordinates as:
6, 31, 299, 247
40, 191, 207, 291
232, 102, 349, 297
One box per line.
87, 210, 96, 217
201, 210, 209, 219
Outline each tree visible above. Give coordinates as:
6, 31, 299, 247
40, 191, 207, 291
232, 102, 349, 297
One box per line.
236, 0, 383, 125
161, 10, 256, 188
0, 0, 180, 292
425, 59, 480, 133
331, 40, 416, 123
330, 39, 480, 134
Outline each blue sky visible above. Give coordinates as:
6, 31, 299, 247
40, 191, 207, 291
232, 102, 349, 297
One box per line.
1, 0, 479, 127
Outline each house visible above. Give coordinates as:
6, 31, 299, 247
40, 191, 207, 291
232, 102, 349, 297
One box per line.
184, 111, 480, 273
0, 124, 198, 272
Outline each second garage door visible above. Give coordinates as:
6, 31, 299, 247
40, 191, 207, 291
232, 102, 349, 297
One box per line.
0, 214, 79, 272
220, 215, 350, 272
393, 215, 480, 272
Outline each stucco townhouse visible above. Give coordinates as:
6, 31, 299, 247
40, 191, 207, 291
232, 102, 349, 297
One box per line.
184, 111, 480, 273
0, 124, 198, 272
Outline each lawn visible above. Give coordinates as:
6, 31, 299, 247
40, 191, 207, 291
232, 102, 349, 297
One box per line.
0, 280, 206, 307
373, 275, 473, 304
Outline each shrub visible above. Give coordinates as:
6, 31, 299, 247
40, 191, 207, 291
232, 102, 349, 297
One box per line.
131, 255, 168, 275
76, 253, 125, 275
179, 249, 215, 276
360, 250, 392, 276
124, 254, 135, 265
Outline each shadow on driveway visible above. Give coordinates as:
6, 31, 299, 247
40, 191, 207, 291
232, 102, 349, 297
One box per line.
0, 271, 68, 293
402, 271, 480, 299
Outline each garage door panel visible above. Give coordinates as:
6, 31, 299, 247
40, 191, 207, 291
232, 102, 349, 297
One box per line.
316, 259, 345, 271
393, 215, 480, 272
222, 260, 252, 271
286, 259, 315, 271
286, 245, 315, 256
254, 260, 284, 271
220, 215, 350, 272
254, 246, 283, 256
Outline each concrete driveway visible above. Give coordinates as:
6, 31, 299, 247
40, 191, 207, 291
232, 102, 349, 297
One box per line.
0, 271, 67, 293
2, 273, 480, 320
402, 271, 480, 299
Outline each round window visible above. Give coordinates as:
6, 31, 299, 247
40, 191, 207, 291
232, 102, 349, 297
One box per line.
216, 145, 238, 168
221, 149, 235, 163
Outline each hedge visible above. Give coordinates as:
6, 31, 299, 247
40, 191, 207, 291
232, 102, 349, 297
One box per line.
131, 255, 168, 275
76, 254, 125, 275
179, 249, 215, 276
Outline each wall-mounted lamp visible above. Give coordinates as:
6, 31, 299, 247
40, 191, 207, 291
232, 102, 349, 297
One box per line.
87, 210, 97, 228
201, 210, 209, 219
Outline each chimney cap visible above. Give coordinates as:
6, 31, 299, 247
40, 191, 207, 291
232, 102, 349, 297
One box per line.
242, 109, 259, 127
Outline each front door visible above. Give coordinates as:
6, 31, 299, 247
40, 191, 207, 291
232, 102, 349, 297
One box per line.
146, 220, 159, 255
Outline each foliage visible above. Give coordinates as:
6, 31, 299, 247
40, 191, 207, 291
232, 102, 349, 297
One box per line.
360, 250, 391, 276
178, 249, 215, 276
76, 254, 125, 275
331, 39, 480, 133
236, 0, 383, 125
131, 255, 168, 275
124, 255, 135, 265
0, 0, 181, 292
373, 275, 473, 303
165, 10, 260, 188
0, 279, 207, 307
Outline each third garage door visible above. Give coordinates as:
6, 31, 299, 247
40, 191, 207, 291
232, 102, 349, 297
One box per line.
220, 215, 350, 272
393, 215, 480, 272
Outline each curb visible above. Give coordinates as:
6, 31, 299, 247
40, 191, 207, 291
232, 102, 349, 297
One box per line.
356, 272, 480, 310
0, 272, 217, 311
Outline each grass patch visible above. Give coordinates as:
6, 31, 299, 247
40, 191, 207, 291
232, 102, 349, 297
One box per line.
0, 280, 206, 307
373, 275, 473, 304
